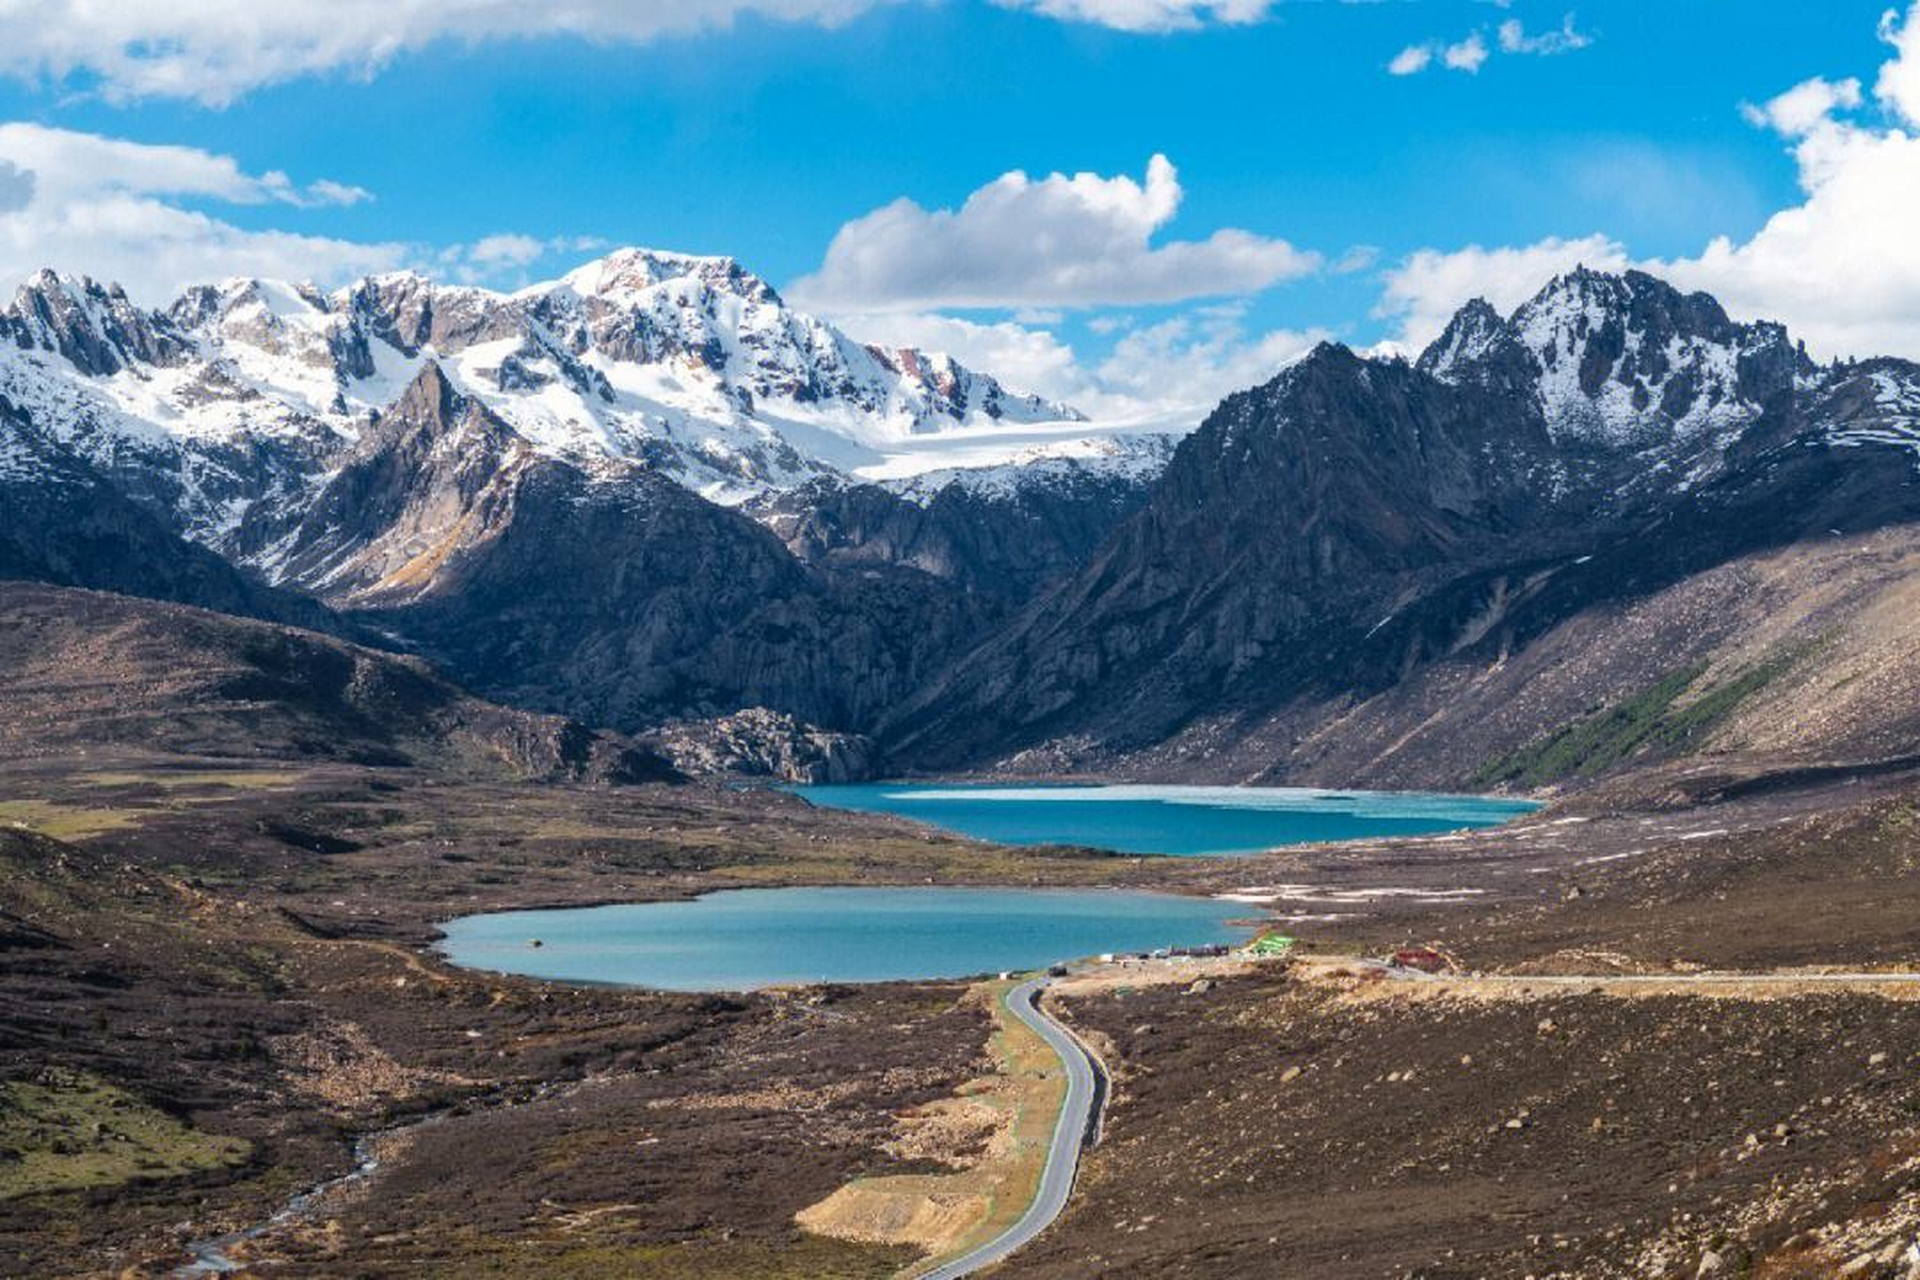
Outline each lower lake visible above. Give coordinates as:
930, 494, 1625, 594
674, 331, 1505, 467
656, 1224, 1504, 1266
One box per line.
794, 783, 1537, 857
439, 886, 1254, 991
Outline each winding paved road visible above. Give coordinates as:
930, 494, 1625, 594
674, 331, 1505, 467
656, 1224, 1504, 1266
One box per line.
920, 977, 1101, 1280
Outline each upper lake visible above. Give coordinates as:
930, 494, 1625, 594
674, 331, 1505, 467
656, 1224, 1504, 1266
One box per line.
439, 887, 1252, 991
794, 783, 1538, 857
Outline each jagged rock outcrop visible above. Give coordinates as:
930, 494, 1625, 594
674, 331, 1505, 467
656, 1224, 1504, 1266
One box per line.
651, 708, 874, 783
4, 270, 191, 376
231, 361, 531, 597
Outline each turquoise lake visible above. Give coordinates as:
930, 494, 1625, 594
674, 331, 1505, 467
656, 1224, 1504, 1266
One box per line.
794, 783, 1538, 857
439, 887, 1253, 990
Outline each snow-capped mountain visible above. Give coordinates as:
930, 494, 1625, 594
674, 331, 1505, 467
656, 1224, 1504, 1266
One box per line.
889, 269, 1920, 776
1418, 267, 1814, 454
0, 247, 1185, 737
13, 258, 1920, 760
1814, 358, 1920, 457
1406, 266, 1920, 504
0, 248, 1110, 551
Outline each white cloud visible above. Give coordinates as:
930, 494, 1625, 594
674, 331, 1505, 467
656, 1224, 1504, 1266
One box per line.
0, 0, 1283, 104
788, 154, 1318, 313
0, 123, 368, 210
0, 122, 402, 302
1092, 305, 1329, 415
435, 232, 609, 285
1654, 104, 1920, 353
1879, 3, 1920, 126
839, 304, 1327, 427
0, 1, 898, 106
0, 159, 32, 213
1376, 2, 1920, 361
1652, 3, 1920, 357
837, 311, 1092, 404
1392, 11, 1589, 77
0, 123, 624, 302
1331, 244, 1380, 274
1378, 234, 1628, 351
465, 234, 550, 269
1443, 33, 1489, 73
1497, 14, 1591, 56
1387, 45, 1433, 76
1739, 76, 1862, 136
307, 179, 374, 208
993, 0, 1271, 34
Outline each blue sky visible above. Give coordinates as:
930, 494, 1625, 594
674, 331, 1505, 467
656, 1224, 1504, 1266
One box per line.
1, 0, 1917, 421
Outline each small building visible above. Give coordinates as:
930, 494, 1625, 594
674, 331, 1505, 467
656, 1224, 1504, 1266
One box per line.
1245, 933, 1297, 959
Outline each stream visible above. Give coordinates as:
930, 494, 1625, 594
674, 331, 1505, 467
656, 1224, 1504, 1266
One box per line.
173, 1074, 578, 1275
174, 1113, 445, 1275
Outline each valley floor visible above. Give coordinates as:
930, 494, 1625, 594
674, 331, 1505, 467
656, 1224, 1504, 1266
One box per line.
5, 746, 1920, 1278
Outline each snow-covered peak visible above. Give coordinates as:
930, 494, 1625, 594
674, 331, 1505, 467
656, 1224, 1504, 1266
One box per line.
5, 269, 189, 376
557, 247, 781, 306
175, 278, 339, 351
1422, 266, 1809, 451
0, 247, 1095, 536
1415, 297, 1504, 382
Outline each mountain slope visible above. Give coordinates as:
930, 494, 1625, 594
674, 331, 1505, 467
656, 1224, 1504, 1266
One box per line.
0, 581, 670, 780
885, 271, 1920, 784
20, 254, 1920, 783
750, 437, 1172, 601
234, 362, 990, 732
0, 252, 1158, 738
0, 395, 323, 625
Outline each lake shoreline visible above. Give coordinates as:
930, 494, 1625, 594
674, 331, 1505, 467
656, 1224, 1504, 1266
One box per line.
439, 885, 1263, 992
792, 780, 1539, 858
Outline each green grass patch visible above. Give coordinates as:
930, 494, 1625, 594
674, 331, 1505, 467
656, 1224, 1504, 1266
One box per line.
0, 1069, 251, 1199
0, 800, 149, 840
1475, 649, 1805, 788
81, 770, 300, 791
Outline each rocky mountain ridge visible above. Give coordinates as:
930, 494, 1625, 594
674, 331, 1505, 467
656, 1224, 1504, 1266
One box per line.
0, 248, 1104, 539
883, 270, 1920, 784
0, 249, 1168, 748
10, 259, 1920, 786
